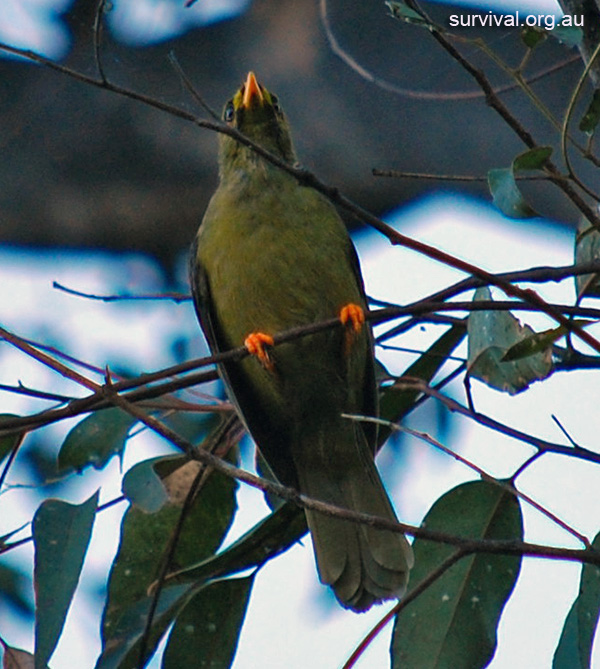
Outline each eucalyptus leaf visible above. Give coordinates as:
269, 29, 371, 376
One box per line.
101, 456, 236, 667
513, 146, 552, 171
163, 500, 307, 586
554, 600, 583, 669
467, 287, 553, 393
2, 645, 38, 669
163, 575, 254, 669
575, 218, 600, 299
487, 146, 551, 220
0, 414, 23, 463
392, 481, 523, 668
553, 531, 600, 668
520, 26, 547, 49
487, 168, 537, 219
96, 584, 195, 669
0, 561, 32, 617
33, 491, 99, 669
386, 0, 429, 25
122, 456, 171, 513
501, 325, 567, 362
58, 407, 136, 473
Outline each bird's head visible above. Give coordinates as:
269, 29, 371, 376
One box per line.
219, 71, 297, 175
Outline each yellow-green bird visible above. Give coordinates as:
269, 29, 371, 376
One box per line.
189, 72, 413, 611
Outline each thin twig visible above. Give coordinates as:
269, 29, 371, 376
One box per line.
93, 0, 107, 84
403, 377, 600, 463
0, 326, 101, 393
372, 169, 548, 181
349, 414, 590, 547
53, 281, 190, 303
0, 383, 74, 403
167, 51, 220, 120
561, 39, 600, 205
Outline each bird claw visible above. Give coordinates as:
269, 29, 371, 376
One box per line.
340, 303, 365, 332
340, 303, 365, 355
245, 332, 275, 371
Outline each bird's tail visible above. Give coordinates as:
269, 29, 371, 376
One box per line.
294, 424, 413, 612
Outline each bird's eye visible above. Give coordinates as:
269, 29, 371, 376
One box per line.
271, 94, 281, 114
224, 101, 235, 123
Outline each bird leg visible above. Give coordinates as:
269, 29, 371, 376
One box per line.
244, 332, 275, 371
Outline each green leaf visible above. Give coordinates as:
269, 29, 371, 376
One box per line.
575, 218, 600, 299
101, 457, 237, 667
386, 1, 429, 25
487, 148, 550, 219
122, 456, 170, 513
487, 168, 537, 219
378, 324, 466, 446
554, 600, 583, 669
161, 411, 219, 444
467, 287, 553, 394
164, 500, 307, 586
392, 480, 523, 668
553, 531, 600, 668
513, 146, 552, 171
501, 325, 566, 361
0, 414, 24, 463
520, 26, 547, 49
96, 584, 195, 669
502, 321, 594, 362
57, 407, 136, 473
163, 575, 254, 668
579, 89, 600, 134
33, 491, 99, 669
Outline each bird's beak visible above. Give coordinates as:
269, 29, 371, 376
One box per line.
242, 71, 263, 109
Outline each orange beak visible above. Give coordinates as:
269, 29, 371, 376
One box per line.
242, 71, 263, 109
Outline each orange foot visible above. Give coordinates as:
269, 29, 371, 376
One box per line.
244, 332, 275, 371
340, 303, 365, 332
340, 303, 365, 355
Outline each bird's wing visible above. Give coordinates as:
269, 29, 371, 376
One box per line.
346, 237, 379, 453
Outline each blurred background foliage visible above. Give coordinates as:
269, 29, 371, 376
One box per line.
0, 0, 583, 265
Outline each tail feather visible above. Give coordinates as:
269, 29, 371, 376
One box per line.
305, 497, 412, 612
295, 425, 413, 612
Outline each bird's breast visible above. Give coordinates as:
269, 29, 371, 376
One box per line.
200, 181, 361, 348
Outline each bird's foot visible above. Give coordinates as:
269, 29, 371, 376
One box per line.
245, 332, 275, 371
340, 303, 365, 355
340, 303, 365, 332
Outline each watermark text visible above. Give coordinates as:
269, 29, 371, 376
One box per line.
448, 12, 583, 30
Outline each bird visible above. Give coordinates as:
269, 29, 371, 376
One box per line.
189, 71, 413, 612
